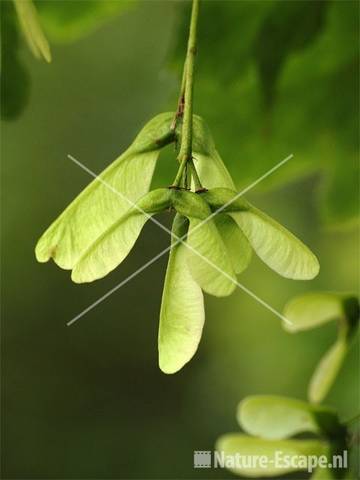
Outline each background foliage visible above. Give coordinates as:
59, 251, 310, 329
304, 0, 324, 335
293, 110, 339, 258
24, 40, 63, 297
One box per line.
172, 0, 359, 227
1, 1, 359, 478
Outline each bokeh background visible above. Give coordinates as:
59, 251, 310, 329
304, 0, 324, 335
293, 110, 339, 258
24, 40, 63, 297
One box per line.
1, 0, 359, 478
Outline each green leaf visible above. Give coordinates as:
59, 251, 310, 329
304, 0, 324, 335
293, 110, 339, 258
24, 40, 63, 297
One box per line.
215, 214, 252, 275
230, 205, 320, 280
171, 1, 359, 226
308, 338, 348, 404
238, 395, 340, 440
14, 0, 51, 62
158, 215, 205, 374
283, 292, 346, 332
36, 0, 135, 44
254, 1, 329, 108
0, 1, 31, 120
71, 188, 172, 283
216, 434, 329, 477
35, 113, 174, 270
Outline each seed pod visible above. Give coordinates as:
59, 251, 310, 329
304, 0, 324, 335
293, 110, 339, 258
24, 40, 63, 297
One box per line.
202, 187, 249, 212
170, 189, 210, 220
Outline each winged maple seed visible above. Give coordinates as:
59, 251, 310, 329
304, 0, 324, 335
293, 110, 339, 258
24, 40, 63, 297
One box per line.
283, 292, 359, 403
35, 111, 319, 373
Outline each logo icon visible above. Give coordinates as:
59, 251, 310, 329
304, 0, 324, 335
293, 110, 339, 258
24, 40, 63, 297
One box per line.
193, 451, 212, 468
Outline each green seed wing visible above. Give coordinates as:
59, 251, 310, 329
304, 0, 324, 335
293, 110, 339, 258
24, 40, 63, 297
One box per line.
308, 339, 348, 404
192, 115, 235, 189
170, 189, 237, 297
71, 210, 148, 284
186, 217, 237, 297
192, 150, 235, 189
158, 215, 205, 374
215, 214, 252, 274
283, 292, 357, 332
237, 395, 339, 440
35, 113, 174, 270
71, 188, 172, 283
230, 206, 320, 280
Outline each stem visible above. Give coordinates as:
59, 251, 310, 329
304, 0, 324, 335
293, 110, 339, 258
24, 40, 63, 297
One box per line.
172, 0, 200, 187
171, 60, 187, 130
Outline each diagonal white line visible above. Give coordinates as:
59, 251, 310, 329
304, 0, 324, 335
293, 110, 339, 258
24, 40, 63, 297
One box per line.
67, 243, 174, 327
230, 154, 293, 197
68, 154, 175, 240
67, 239, 289, 326
66, 153, 293, 326
67, 153, 293, 262
179, 153, 293, 244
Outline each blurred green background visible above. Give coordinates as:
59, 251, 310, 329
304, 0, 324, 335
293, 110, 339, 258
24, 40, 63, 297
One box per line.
1, 0, 359, 478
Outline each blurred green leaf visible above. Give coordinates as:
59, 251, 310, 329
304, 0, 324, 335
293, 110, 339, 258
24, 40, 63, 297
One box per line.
36, 0, 135, 43
254, 0, 329, 108
35, 113, 174, 270
237, 395, 340, 440
172, 0, 359, 226
0, 1, 31, 120
216, 434, 329, 477
14, 0, 51, 62
158, 214, 205, 374
2, 0, 136, 120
